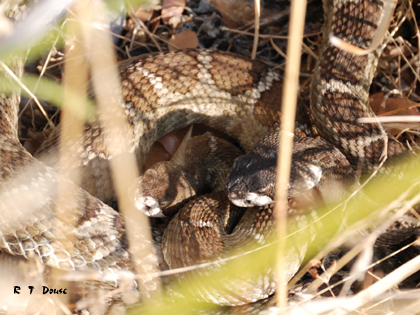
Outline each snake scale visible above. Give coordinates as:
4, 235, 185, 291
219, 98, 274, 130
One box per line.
0, 0, 414, 312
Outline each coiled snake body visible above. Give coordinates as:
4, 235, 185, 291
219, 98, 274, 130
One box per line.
0, 0, 412, 311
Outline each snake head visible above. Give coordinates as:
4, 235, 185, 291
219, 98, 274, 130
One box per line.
133, 161, 204, 217
226, 133, 355, 208
226, 154, 276, 207
133, 164, 172, 217
226, 132, 281, 207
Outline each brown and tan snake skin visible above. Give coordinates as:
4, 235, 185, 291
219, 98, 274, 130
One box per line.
311, 0, 406, 169
0, 0, 415, 311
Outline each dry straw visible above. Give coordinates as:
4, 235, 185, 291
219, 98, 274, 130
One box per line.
275, 0, 307, 312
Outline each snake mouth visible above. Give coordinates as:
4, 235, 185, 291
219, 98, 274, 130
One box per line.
230, 192, 273, 207
135, 196, 165, 217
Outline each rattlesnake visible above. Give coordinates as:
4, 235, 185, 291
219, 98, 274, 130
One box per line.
0, 0, 416, 312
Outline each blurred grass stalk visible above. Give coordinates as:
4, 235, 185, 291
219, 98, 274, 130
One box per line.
251, 0, 260, 60
52, 0, 89, 310
79, 0, 161, 302
274, 0, 307, 312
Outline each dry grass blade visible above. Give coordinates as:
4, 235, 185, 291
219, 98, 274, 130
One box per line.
18, 33, 61, 125
358, 115, 420, 123
251, 0, 260, 60
0, 60, 54, 129
304, 192, 420, 297
220, 26, 321, 39
80, 0, 161, 302
51, 1, 89, 310
275, 0, 307, 311
329, 254, 420, 314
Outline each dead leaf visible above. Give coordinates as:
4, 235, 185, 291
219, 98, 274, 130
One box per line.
144, 130, 187, 170
370, 93, 419, 116
158, 129, 188, 156
168, 30, 198, 50
144, 124, 239, 170
144, 142, 172, 171
369, 92, 386, 115
162, 0, 186, 25
209, 0, 254, 28
370, 93, 420, 136
134, 8, 153, 22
